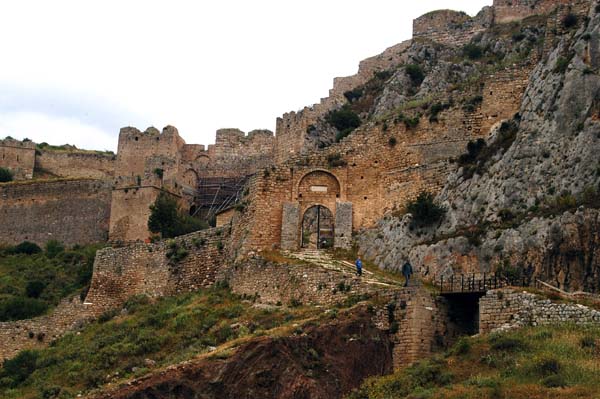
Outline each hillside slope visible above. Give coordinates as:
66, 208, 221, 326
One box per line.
360, 2, 600, 293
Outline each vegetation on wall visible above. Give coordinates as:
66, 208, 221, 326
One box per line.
0, 167, 13, 183
326, 105, 362, 142
148, 193, 209, 239
347, 324, 600, 399
457, 119, 518, 179
0, 285, 321, 399
0, 242, 102, 321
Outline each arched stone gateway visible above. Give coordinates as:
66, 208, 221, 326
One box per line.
301, 205, 334, 249
281, 168, 353, 251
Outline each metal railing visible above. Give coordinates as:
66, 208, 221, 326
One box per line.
438, 273, 531, 294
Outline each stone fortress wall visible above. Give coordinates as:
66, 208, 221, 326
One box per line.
0, 179, 112, 246
0, 138, 36, 180
2, 0, 598, 363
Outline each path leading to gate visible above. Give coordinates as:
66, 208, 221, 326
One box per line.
284, 249, 403, 289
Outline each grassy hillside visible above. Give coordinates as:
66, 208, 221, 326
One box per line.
0, 242, 102, 321
347, 324, 600, 399
0, 285, 324, 399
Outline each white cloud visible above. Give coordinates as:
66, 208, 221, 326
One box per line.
0, 112, 116, 152
0, 0, 492, 150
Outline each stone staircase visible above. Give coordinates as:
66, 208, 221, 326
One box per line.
284, 249, 401, 289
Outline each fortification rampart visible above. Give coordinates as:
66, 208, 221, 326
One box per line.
0, 296, 93, 361
492, 0, 586, 24
480, 288, 600, 333
85, 227, 230, 313
413, 8, 493, 46
0, 179, 112, 246
0, 138, 36, 180
36, 150, 115, 179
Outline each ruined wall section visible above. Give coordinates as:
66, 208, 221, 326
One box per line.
36, 150, 115, 179
0, 296, 94, 362
480, 289, 600, 333
413, 8, 494, 46
0, 179, 111, 246
492, 0, 587, 24
86, 227, 229, 313
0, 138, 36, 180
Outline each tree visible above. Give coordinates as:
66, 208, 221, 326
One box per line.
148, 193, 208, 238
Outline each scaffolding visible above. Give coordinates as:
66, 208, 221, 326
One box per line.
190, 176, 249, 222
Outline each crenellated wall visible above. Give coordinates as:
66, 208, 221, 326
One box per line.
275, 41, 410, 163
0, 179, 112, 246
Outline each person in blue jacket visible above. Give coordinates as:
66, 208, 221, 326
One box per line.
355, 257, 363, 276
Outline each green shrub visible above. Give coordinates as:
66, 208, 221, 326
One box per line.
405, 64, 425, 85
148, 193, 209, 238
45, 240, 65, 258
580, 335, 597, 349
344, 88, 363, 103
1, 350, 40, 386
327, 153, 347, 167
562, 13, 577, 29
451, 337, 471, 356
512, 32, 526, 42
534, 356, 561, 376
0, 297, 48, 321
25, 280, 46, 299
406, 192, 446, 226
542, 374, 568, 388
0, 167, 13, 182
388, 137, 397, 147
463, 43, 483, 60
429, 102, 450, 122
327, 105, 361, 142
153, 168, 164, 179
489, 335, 528, 352
9, 241, 42, 255
554, 56, 569, 73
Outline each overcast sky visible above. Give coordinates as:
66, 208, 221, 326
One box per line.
0, 1, 491, 151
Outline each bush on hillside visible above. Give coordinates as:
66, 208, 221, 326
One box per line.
8, 241, 42, 255
0, 296, 48, 321
326, 105, 361, 142
406, 192, 446, 226
405, 64, 425, 85
562, 13, 577, 29
45, 240, 65, 258
463, 43, 483, 60
0, 167, 13, 182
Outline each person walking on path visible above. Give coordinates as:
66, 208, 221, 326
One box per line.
355, 257, 363, 276
402, 260, 413, 287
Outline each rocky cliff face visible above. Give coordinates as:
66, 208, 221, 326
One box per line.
360, 2, 600, 293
